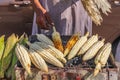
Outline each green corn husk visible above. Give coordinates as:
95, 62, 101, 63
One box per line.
18, 33, 28, 45
0, 35, 5, 60
5, 47, 17, 79
6, 33, 28, 79
0, 34, 18, 78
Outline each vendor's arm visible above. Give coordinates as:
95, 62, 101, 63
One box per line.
31, 0, 53, 29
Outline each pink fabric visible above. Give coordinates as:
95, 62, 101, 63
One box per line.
32, 0, 92, 36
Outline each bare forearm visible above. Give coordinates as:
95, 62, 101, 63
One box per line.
31, 0, 46, 14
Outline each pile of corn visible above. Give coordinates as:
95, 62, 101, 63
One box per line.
15, 32, 112, 76
81, 0, 111, 25
0, 33, 28, 79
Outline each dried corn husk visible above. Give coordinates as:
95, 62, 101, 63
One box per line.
81, 0, 111, 25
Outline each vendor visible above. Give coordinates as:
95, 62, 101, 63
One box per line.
31, 0, 92, 36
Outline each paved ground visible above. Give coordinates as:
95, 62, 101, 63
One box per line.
0, 5, 33, 37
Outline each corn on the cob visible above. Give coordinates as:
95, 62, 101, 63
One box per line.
48, 45, 64, 57
28, 49, 48, 72
34, 42, 66, 63
36, 34, 54, 46
0, 34, 18, 78
67, 32, 89, 60
99, 43, 112, 67
94, 42, 111, 65
64, 33, 80, 57
0, 35, 5, 60
77, 34, 98, 56
6, 34, 28, 79
27, 42, 64, 68
82, 39, 105, 61
47, 45, 66, 63
52, 26, 64, 52
34, 42, 49, 49
15, 44, 31, 75
94, 42, 112, 76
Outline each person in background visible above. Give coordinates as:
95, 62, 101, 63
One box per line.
115, 41, 120, 62
31, 0, 92, 36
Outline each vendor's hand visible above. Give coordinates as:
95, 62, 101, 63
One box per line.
36, 10, 54, 30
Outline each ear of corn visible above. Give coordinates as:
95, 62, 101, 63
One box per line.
34, 42, 64, 58
0, 34, 18, 78
47, 45, 66, 64
34, 42, 49, 49
52, 26, 64, 52
78, 34, 98, 56
36, 34, 54, 46
48, 45, 64, 57
15, 44, 31, 75
64, 33, 80, 57
1, 34, 18, 59
34, 42, 66, 63
0, 35, 5, 60
29, 49, 48, 72
6, 34, 29, 79
27, 42, 64, 68
94, 42, 112, 66
99, 43, 112, 67
94, 42, 112, 76
67, 32, 89, 60
82, 39, 105, 61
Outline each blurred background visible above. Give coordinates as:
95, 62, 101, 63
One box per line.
0, 0, 33, 37
0, 0, 120, 54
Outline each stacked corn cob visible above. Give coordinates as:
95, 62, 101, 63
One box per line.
67, 32, 89, 60
52, 26, 64, 52
64, 33, 80, 57
36, 34, 54, 46
82, 39, 105, 61
12, 32, 113, 77
15, 44, 31, 75
94, 43, 112, 76
77, 34, 98, 56
27, 42, 64, 68
28, 49, 48, 72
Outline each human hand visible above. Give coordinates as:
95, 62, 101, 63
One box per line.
36, 11, 54, 30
